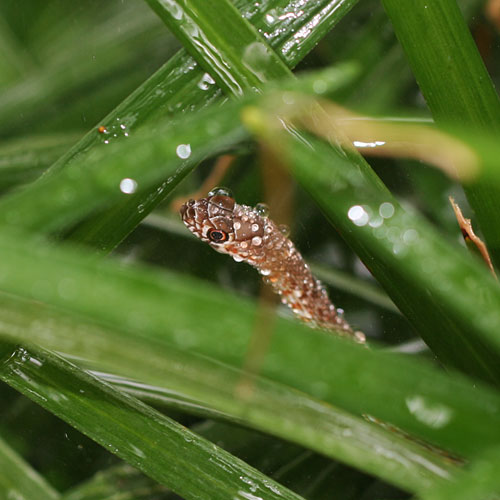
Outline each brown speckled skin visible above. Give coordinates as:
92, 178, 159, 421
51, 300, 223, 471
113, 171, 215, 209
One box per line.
180, 194, 365, 343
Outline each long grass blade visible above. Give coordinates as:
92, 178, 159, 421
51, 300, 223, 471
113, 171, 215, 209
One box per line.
0, 230, 496, 463
381, 0, 500, 269
0, 342, 304, 500
0, 433, 60, 500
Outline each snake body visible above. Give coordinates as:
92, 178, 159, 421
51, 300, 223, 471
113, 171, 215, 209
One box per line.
180, 189, 365, 343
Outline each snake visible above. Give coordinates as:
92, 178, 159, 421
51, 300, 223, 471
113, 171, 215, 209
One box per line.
180, 187, 365, 344
180, 193, 469, 461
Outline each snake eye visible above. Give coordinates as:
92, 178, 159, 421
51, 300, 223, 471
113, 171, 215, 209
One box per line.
207, 228, 229, 243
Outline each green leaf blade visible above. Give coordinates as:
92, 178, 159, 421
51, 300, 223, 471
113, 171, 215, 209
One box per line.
381, 0, 500, 268
0, 433, 60, 500
0, 230, 496, 464
0, 342, 304, 500
145, 0, 291, 95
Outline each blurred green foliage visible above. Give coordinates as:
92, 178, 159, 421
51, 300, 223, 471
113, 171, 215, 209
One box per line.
1, 0, 500, 499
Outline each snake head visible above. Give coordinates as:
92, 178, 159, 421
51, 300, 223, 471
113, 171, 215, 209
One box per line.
180, 194, 237, 251
180, 189, 267, 261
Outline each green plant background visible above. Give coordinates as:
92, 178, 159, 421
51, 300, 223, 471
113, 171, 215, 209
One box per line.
1, 0, 500, 498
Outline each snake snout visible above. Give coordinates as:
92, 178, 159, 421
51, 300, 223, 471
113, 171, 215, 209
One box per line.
180, 200, 196, 221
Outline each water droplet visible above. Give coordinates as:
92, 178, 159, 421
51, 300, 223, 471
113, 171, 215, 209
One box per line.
392, 242, 407, 256
260, 269, 271, 276
208, 186, 233, 198
278, 224, 290, 237
264, 9, 278, 25
197, 72, 216, 90
379, 202, 395, 219
354, 331, 366, 343
234, 221, 241, 230
251, 223, 259, 232
403, 228, 419, 244
233, 255, 244, 262
353, 140, 386, 148
313, 79, 327, 94
254, 203, 269, 217
282, 92, 295, 105
369, 215, 383, 228
242, 42, 272, 83
29, 356, 43, 367
348, 205, 369, 226
240, 241, 248, 249
176, 144, 191, 159
119, 178, 138, 194
252, 236, 262, 246
239, 475, 259, 493
169, 2, 183, 20
405, 395, 453, 428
